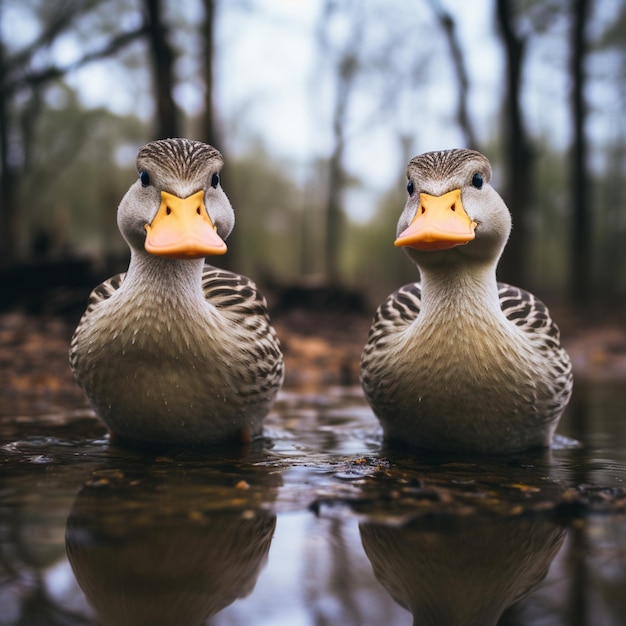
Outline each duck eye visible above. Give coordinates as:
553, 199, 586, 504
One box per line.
407, 180, 415, 196
140, 171, 150, 187
211, 173, 219, 189
471, 173, 483, 189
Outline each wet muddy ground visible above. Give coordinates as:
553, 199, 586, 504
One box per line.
1, 310, 626, 625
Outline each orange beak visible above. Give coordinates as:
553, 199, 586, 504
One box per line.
394, 189, 477, 251
144, 190, 227, 258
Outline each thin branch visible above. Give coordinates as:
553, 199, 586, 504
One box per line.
4, 24, 149, 95
427, 0, 478, 148
8, 0, 104, 73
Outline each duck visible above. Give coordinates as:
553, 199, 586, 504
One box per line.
70, 138, 284, 447
360, 149, 573, 454
360, 516, 565, 625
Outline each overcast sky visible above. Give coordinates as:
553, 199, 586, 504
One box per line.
4, 0, 623, 221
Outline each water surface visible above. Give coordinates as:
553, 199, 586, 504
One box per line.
0, 382, 625, 625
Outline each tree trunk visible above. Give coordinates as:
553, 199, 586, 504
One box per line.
317, 0, 362, 286
324, 50, 357, 286
428, 0, 478, 148
325, 137, 345, 286
495, 0, 533, 288
0, 39, 16, 266
570, 0, 591, 305
0, 1, 148, 266
200, 0, 219, 148
143, 0, 179, 139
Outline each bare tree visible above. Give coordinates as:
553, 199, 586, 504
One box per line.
0, 0, 147, 265
316, 0, 363, 285
495, 0, 534, 288
200, 0, 219, 147
570, 0, 591, 305
0, 37, 15, 266
143, 0, 180, 139
427, 0, 478, 148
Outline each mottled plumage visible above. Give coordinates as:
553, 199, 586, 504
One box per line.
70, 138, 283, 446
360, 149, 572, 453
360, 518, 565, 625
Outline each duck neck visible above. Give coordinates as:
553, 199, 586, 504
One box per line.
418, 259, 501, 321
122, 250, 207, 308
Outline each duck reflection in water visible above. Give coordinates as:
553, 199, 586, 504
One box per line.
360, 516, 565, 626
65, 475, 276, 626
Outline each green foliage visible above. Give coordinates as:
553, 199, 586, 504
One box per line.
592, 141, 626, 300
343, 182, 418, 300
223, 145, 308, 283
18, 82, 149, 260
525, 147, 570, 295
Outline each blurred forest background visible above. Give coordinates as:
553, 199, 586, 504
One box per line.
1, 0, 625, 314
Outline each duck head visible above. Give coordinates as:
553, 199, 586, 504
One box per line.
117, 138, 233, 259
395, 149, 511, 269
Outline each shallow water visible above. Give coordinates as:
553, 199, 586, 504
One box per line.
0, 382, 625, 625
